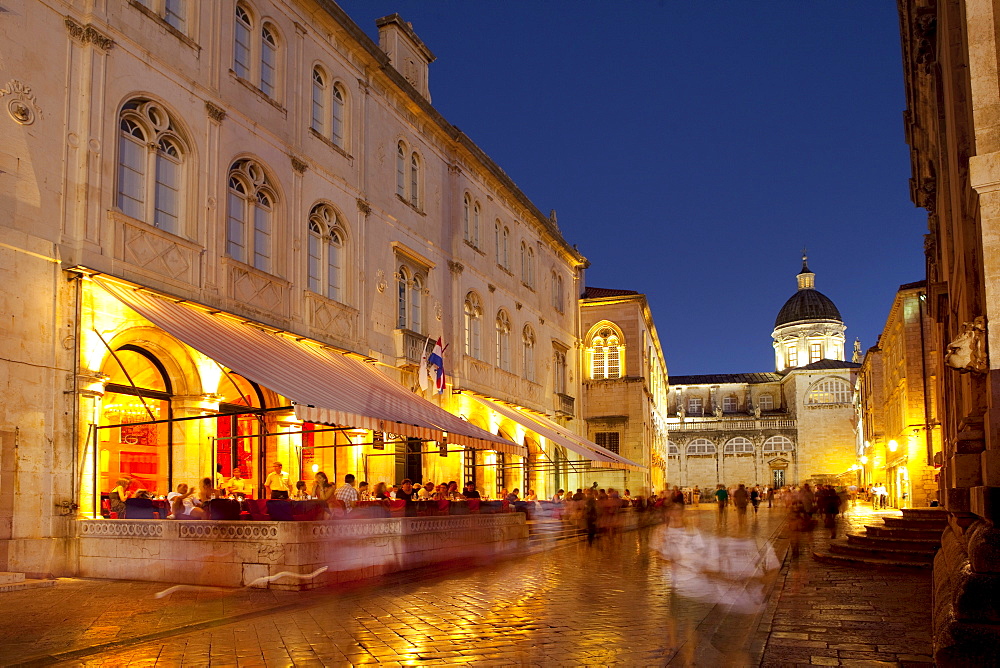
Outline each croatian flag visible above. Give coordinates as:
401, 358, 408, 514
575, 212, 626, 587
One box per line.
427, 337, 446, 394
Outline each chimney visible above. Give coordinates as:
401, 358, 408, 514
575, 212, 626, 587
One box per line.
375, 14, 436, 101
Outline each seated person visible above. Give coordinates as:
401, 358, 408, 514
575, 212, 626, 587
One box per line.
225, 468, 250, 498
463, 482, 481, 499
109, 477, 131, 517
417, 480, 433, 500
166, 483, 196, 519
292, 480, 312, 500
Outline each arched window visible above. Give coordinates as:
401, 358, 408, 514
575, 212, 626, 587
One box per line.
496, 310, 511, 371
520, 242, 528, 280
227, 158, 275, 273
552, 272, 564, 312
463, 194, 472, 242
807, 378, 852, 404
522, 325, 536, 382
260, 24, 278, 97
464, 292, 482, 359
331, 83, 345, 148
409, 152, 420, 208
233, 4, 252, 79
553, 349, 567, 395
117, 100, 187, 235
396, 142, 406, 198
307, 203, 346, 302
526, 246, 535, 286
686, 438, 717, 455
311, 67, 326, 134
396, 266, 424, 333
472, 202, 481, 247
502, 226, 510, 268
233, 5, 280, 99
667, 442, 680, 456
494, 221, 502, 264
762, 435, 794, 453
590, 326, 622, 380
724, 437, 754, 454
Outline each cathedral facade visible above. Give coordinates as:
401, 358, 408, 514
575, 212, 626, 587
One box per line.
666, 260, 860, 490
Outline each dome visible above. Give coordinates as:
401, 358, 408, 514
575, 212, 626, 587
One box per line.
774, 289, 842, 327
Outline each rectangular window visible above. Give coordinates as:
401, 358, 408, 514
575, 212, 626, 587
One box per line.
722, 396, 738, 412
758, 394, 774, 411
307, 236, 321, 294
253, 206, 270, 272
809, 342, 822, 363
164, 0, 185, 31
153, 154, 179, 234
226, 192, 246, 263
595, 432, 620, 455
786, 347, 798, 368
688, 397, 703, 415
118, 135, 146, 219
311, 83, 324, 133
327, 245, 341, 302
234, 20, 251, 79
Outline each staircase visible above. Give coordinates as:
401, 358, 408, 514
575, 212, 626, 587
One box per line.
0, 572, 57, 593
812, 507, 947, 569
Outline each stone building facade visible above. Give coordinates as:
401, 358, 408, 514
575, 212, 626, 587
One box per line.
666, 261, 859, 491
899, 0, 1000, 659
0, 1, 638, 577
579, 288, 670, 494
856, 281, 941, 509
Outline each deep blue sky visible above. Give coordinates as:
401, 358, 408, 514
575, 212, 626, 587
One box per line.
336, 1, 927, 375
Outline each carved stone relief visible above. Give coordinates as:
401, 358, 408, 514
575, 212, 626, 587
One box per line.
945, 316, 988, 374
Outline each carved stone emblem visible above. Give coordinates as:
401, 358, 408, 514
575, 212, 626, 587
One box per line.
1, 80, 42, 125
375, 269, 387, 293
945, 316, 988, 374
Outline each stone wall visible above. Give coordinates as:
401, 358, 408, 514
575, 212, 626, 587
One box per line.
75, 514, 528, 589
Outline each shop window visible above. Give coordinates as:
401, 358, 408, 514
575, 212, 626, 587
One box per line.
98, 345, 172, 497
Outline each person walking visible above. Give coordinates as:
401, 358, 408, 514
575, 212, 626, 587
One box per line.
733, 484, 750, 528
750, 485, 761, 513
715, 484, 729, 526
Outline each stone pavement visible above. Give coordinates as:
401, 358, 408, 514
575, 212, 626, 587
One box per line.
0, 503, 933, 667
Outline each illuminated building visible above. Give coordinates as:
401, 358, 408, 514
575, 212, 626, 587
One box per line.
580, 288, 670, 494
856, 281, 940, 509
899, 0, 1000, 659
667, 259, 859, 490
0, 1, 636, 578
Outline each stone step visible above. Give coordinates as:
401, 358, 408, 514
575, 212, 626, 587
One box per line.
0, 577, 56, 593
845, 533, 940, 552
864, 525, 943, 540
901, 507, 948, 520
828, 541, 936, 562
0, 572, 25, 585
811, 548, 934, 570
882, 516, 948, 530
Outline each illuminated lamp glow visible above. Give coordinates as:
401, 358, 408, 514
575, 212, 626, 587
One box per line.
888, 440, 898, 452
860, 456, 869, 465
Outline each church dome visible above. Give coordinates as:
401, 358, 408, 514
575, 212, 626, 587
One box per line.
774, 289, 842, 327
773, 257, 842, 328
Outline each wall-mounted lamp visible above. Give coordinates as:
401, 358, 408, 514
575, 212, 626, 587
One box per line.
888, 440, 898, 452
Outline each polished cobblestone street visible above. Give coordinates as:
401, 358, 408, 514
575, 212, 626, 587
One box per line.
0, 505, 932, 667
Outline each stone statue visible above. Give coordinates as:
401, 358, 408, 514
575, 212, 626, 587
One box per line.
945, 317, 988, 373
852, 339, 862, 363
714, 405, 723, 418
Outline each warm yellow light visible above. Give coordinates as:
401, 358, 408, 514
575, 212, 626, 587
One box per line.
311, 464, 319, 474
864, 441, 871, 449
888, 440, 898, 452
860, 456, 869, 464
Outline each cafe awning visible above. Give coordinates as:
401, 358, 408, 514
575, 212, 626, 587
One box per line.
468, 394, 646, 472
94, 278, 524, 456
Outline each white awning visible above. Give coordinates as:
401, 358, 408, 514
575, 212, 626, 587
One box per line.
95, 278, 524, 456
468, 394, 646, 472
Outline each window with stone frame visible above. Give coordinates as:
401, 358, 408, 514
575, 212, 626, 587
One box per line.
807, 377, 852, 404
233, 4, 282, 100
757, 393, 774, 411
595, 432, 620, 455
809, 342, 823, 363
722, 395, 738, 412
226, 158, 276, 273
686, 438, 716, 455
463, 292, 483, 359
117, 99, 187, 236
306, 203, 347, 303
687, 396, 703, 416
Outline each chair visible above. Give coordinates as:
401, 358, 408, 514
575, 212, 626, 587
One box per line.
467, 498, 481, 513
436, 499, 451, 515
247, 498, 270, 520
266, 499, 294, 521
207, 498, 241, 520
123, 497, 157, 519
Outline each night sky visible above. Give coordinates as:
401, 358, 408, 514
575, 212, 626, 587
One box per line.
335, 1, 927, 376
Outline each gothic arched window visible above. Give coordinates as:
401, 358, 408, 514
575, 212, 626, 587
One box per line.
496, 309, 511, 371
117, 99, 187, 236
307, 203, 347, 303
464, 292, 482, 359
226, 158, 276, 273
590, 327, 623, 380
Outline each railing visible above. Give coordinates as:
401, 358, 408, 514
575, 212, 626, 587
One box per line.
666, 418, 796, 431
394, 328, 427, 368
555, 393, 575, 416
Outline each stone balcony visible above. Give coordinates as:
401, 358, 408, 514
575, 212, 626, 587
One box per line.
665, 415, 796, 431
394, 328, 428, 368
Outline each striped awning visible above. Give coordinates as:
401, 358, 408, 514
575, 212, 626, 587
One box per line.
95, 278, 524, 456
469, 394, 646, 472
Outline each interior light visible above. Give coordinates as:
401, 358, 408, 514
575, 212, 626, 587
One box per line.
888, 440, 898, 452
311, 464, 319, 474
860, 456, 869, 465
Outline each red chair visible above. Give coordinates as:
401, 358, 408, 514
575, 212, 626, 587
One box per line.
436, 499, 450, 515
247, 498, 270, 520
501, 499, 511, 513
388, 499, 406, 515
467, 498, 481, 513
